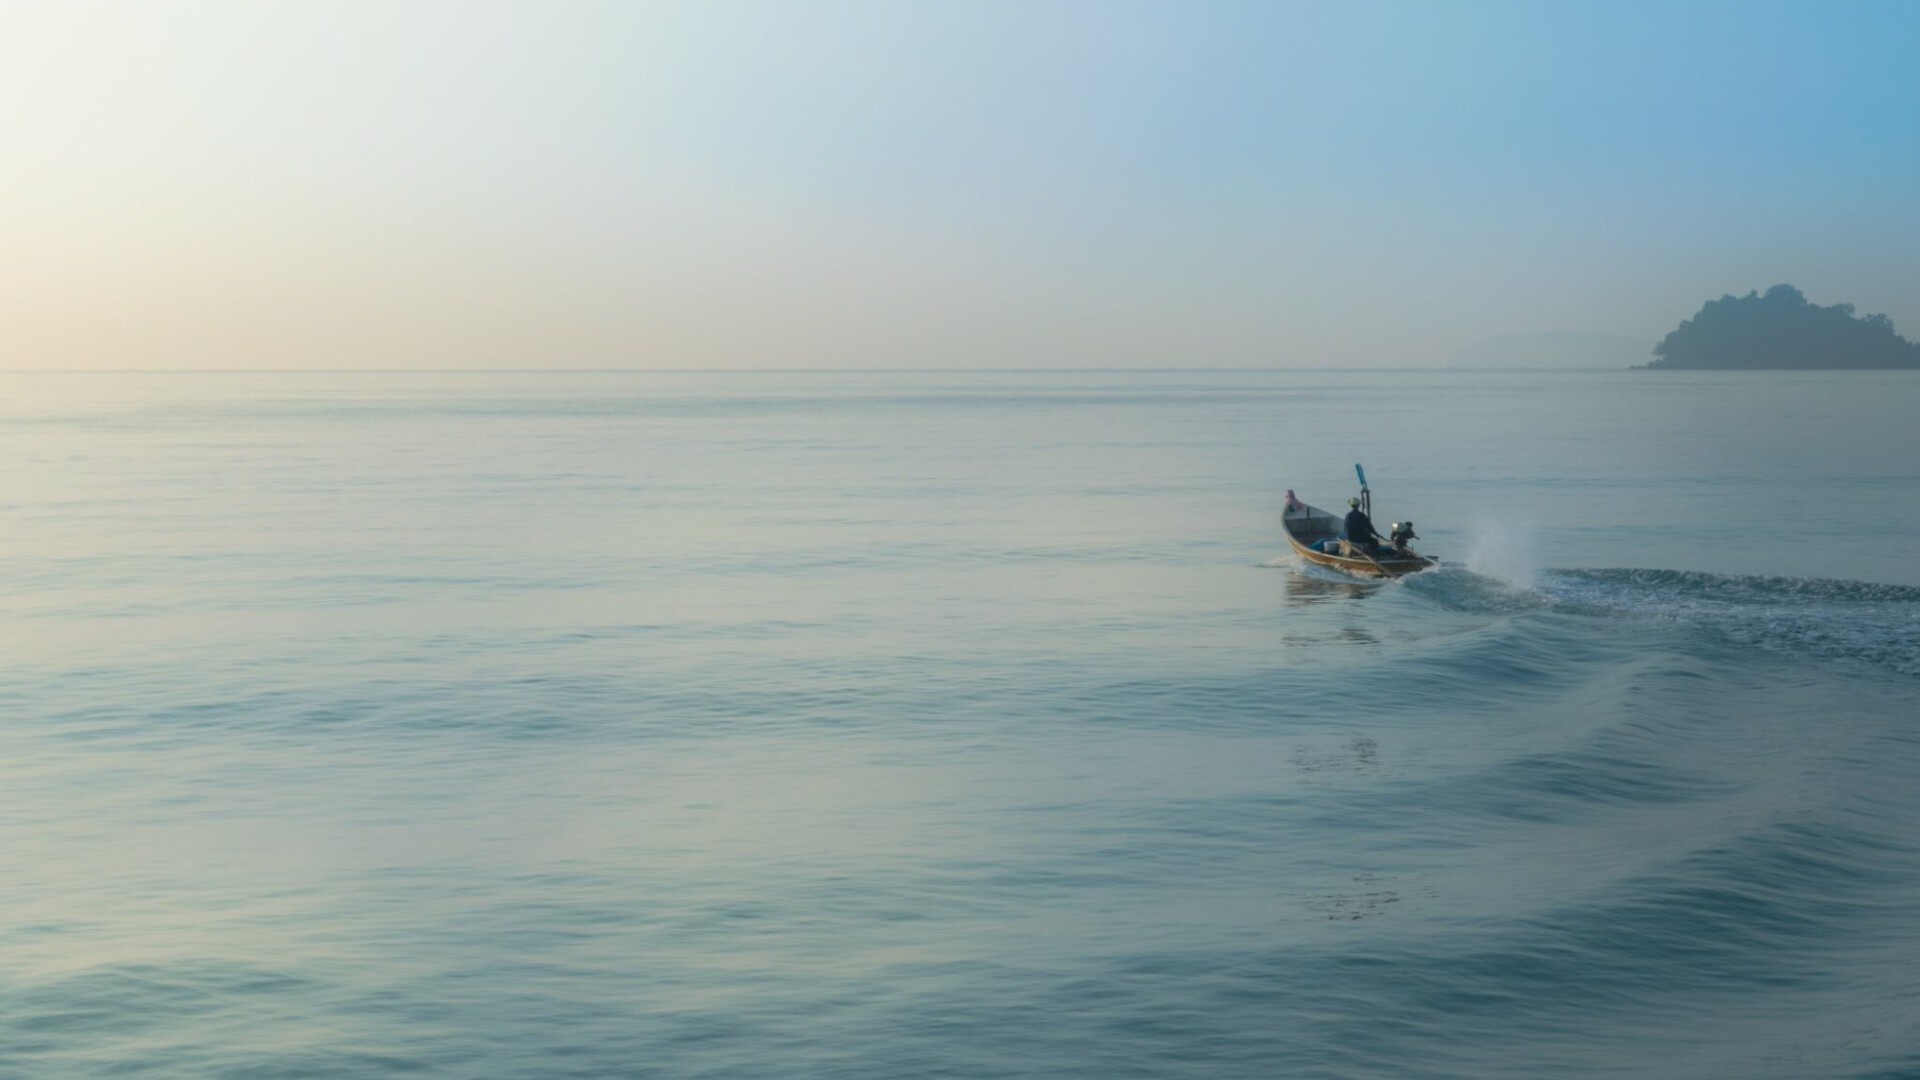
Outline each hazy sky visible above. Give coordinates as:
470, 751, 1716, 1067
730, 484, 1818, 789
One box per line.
3, 1, 1916, 369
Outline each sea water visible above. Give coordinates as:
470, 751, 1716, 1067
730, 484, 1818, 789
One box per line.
1, 369, 1917, 1079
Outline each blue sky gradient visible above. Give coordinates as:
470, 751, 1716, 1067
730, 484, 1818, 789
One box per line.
3, 1, 1915, 368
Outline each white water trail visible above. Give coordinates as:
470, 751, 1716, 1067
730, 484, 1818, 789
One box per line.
1465, 522, 1538, 592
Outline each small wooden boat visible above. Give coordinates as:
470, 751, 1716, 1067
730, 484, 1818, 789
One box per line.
1283, 485, 1436, 578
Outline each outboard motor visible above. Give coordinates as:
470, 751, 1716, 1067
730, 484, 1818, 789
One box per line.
1389, 521, 1418, 553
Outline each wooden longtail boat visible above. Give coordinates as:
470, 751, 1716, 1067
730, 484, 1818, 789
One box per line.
1282, 486, 1437, 578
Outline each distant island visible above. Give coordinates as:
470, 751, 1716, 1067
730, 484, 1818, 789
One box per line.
1646, 285, 1920, 369
1450, 331, 1653, 369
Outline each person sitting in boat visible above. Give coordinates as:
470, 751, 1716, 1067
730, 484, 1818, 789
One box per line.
1344, 497, 1383, 557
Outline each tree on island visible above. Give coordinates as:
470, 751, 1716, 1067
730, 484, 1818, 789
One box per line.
1646, 284, 1920, 369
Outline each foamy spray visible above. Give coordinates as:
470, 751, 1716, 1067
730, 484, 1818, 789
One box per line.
1466, 522, 1538, 591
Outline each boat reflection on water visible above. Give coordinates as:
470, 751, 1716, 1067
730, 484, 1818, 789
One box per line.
1281, 568, 1380, 606
1277, 567, 1381, 647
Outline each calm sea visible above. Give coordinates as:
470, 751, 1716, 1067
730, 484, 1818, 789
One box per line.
2, 369, 1917, 1079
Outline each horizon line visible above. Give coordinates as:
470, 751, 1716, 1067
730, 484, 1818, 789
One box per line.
0, 365, 1642, 375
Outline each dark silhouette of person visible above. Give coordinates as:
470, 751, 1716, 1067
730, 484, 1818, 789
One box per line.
1344, 497, 1382, 557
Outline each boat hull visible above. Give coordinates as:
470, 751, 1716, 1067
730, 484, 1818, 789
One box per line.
1284, 532, 1434, 578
